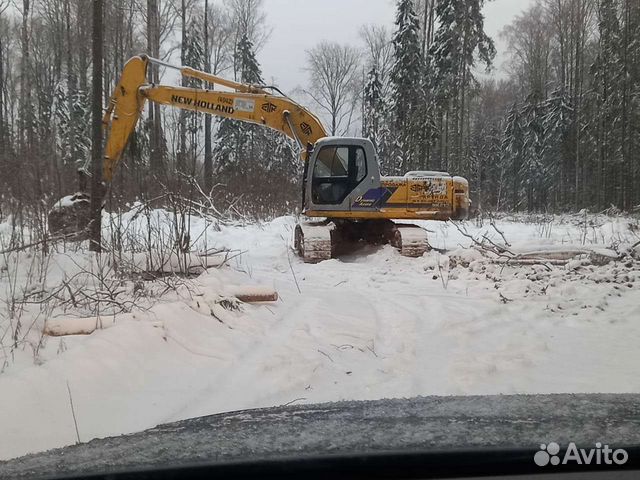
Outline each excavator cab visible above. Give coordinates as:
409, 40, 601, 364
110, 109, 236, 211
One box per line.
305, 138, 380, 213
295, 137, 416, 263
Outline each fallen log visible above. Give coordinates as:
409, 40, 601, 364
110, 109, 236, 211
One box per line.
513, 248, 617, 266
467, 244, 619, 267
44, 317, 114, 336
495, 258, 570, 266
226, 285, 279, 303
117, 252, 228, 275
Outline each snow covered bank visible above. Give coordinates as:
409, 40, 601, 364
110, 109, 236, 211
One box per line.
0, 211, 639, 460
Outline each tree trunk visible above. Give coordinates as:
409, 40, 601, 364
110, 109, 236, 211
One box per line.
177, 0, 188, 175
204, 0, 214, 193
20, 0, 31, 154
147, 0, 163, 177
89, 0, 103, 252
0, 24, 4, 154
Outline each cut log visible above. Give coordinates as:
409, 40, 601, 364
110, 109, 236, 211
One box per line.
495, 258, 570, 266
490, 246, 619, 266
226, 285, 278, 303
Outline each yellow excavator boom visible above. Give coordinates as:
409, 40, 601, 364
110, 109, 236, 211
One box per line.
101, 55, 327, 182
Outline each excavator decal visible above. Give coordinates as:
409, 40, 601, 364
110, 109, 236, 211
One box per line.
170, 94, 234, 114
233, 98, 255, 113
261, 102, 278, 113
300, 122, 313, 136
352, 187, 398, 209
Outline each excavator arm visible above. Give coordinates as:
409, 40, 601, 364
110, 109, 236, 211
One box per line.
49, 54, 327, 237
101, 55, 327, 182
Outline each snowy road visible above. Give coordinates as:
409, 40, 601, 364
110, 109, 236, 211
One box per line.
1, 213, 639, 460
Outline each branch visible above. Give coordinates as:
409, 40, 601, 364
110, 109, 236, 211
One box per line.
489, 213, 511, 247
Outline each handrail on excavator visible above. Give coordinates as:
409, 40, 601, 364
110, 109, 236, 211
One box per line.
145, 55, 269, 95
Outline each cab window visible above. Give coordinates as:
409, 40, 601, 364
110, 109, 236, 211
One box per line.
355, 148, 367, 183
311, 145, 368, 205
313, 146, 349, 177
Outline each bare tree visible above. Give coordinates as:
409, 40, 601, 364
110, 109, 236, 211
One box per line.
177, 0, 189, 175
502, 5, 554, 100
360, 24, 393, 97
203, 0, 233, 193
225, 0, 270, 80
204, 0, 212, 192
147, 0, 164, 176
305, 42, 361, 136
19, 0, 32, 154
206, 2, 233, 76
0, 0, 9, 156
540, 0, 596, 208
414, 0, 436, 55
136, 0, 180, 58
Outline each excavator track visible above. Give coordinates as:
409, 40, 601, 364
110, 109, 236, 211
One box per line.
294, 222, 335, 264
388, 223, 430, 258
294, 220, 430, 262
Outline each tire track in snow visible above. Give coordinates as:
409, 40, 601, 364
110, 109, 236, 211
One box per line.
160, 296, 330, 422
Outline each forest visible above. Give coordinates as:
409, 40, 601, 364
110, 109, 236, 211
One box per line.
0, 0, 638, 226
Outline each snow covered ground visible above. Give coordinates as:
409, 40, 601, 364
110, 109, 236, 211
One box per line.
1, 211, 639, 460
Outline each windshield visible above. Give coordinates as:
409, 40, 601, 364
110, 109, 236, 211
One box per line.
314, 146, 349, 177
1, 0, 639, 477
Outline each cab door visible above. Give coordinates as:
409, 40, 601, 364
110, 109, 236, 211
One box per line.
310, 145, 352, 205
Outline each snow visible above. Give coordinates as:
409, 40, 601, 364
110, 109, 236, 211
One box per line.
51, 194, 88, 210
44, 316, 117, 336
53, 195, 78, 209
0, 211, 639, 461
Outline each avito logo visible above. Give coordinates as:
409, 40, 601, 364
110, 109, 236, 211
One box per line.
534, 442, 628, 467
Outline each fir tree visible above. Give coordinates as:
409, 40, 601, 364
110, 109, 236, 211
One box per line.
541, 89, 573, 209
389, 0, 427, 173
501, 103, 524, 211
428, 0, 495, 173
235, 33, 262, 84
363, 65, 395, 175
55, 85, 90, 169
177, 15, 206, 175
591, 0, 624, 206
214, 32, 297, 209
428, 0, 494, 103
215, 33, 263, 177
521, 96, 547, 211
363, 67, 384, 150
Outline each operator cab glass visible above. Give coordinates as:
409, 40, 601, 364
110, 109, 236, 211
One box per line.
312, 145, 367, 205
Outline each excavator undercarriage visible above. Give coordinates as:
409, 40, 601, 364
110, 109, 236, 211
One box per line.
294, 219, 430, 263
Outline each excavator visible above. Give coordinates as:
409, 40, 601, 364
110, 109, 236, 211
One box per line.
49, 55, 470, 263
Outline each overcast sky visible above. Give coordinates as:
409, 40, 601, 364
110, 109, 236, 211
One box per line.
258, 0, 535, 93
